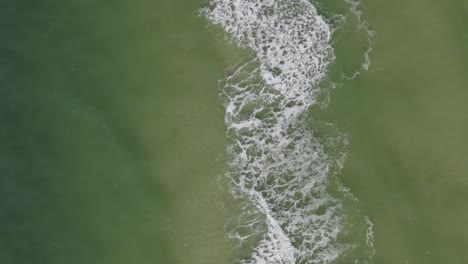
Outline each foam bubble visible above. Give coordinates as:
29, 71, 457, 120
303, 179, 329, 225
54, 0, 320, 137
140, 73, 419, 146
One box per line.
201, 0, 375, 263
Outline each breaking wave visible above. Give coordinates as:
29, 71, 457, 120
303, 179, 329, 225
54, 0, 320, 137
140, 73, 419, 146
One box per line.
201, 0, 375, 263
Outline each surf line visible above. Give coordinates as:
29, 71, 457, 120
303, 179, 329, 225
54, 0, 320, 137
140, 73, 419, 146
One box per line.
201, 0, 375, 263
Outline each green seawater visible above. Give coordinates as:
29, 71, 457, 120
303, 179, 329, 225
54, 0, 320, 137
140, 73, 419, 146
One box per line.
1, 0, 468, 264
0, 1, 235, 263
316, 0, 468, 263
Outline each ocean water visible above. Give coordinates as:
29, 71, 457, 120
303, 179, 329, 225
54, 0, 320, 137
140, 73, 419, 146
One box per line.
1, 0, 468, 264
1, 1, 229, 263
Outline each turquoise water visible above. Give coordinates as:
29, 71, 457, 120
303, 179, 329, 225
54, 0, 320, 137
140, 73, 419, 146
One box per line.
2, 0, 468, 264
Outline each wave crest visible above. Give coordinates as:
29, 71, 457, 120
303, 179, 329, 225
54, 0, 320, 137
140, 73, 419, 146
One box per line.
201, 0, 375, 263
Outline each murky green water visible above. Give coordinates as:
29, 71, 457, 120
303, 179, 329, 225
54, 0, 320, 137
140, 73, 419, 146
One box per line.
317, 1, 468, 263
1, 0, 467, 263
0, 1, 233, 263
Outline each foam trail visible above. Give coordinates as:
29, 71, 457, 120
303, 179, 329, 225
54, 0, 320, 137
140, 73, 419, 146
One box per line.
343, 0, 375, 79
365, 216, 376, 260
201, 0, 374, 263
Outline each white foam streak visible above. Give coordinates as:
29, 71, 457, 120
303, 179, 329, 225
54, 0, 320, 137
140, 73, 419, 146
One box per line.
365, 216, 376, 261
202, 0, 375, 263
343, 0, 375, 78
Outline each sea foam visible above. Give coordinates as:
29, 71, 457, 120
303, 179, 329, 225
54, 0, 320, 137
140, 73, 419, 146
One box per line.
201, 0, 374, 263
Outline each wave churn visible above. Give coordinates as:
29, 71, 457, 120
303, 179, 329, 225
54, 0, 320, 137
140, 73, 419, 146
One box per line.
201, 0, 374, 263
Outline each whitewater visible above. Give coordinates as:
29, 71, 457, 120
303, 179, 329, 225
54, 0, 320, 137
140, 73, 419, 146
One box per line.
201, 0, 375, 263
